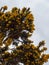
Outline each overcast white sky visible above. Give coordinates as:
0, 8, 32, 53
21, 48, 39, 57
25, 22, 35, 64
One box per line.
0, 0, 49, 65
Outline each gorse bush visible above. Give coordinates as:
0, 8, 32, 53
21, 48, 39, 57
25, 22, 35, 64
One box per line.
0, 6, 49, 65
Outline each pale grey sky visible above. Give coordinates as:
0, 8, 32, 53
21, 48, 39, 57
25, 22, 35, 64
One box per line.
0, 0, 49, 65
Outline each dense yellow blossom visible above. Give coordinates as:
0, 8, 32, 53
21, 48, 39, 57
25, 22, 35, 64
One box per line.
0, 6, 49, 65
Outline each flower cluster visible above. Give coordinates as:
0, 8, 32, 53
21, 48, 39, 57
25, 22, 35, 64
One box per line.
0, 6, 35, 36
0, 6, 49, 65
1, 41, 49, 65
0, 6, 35, 46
